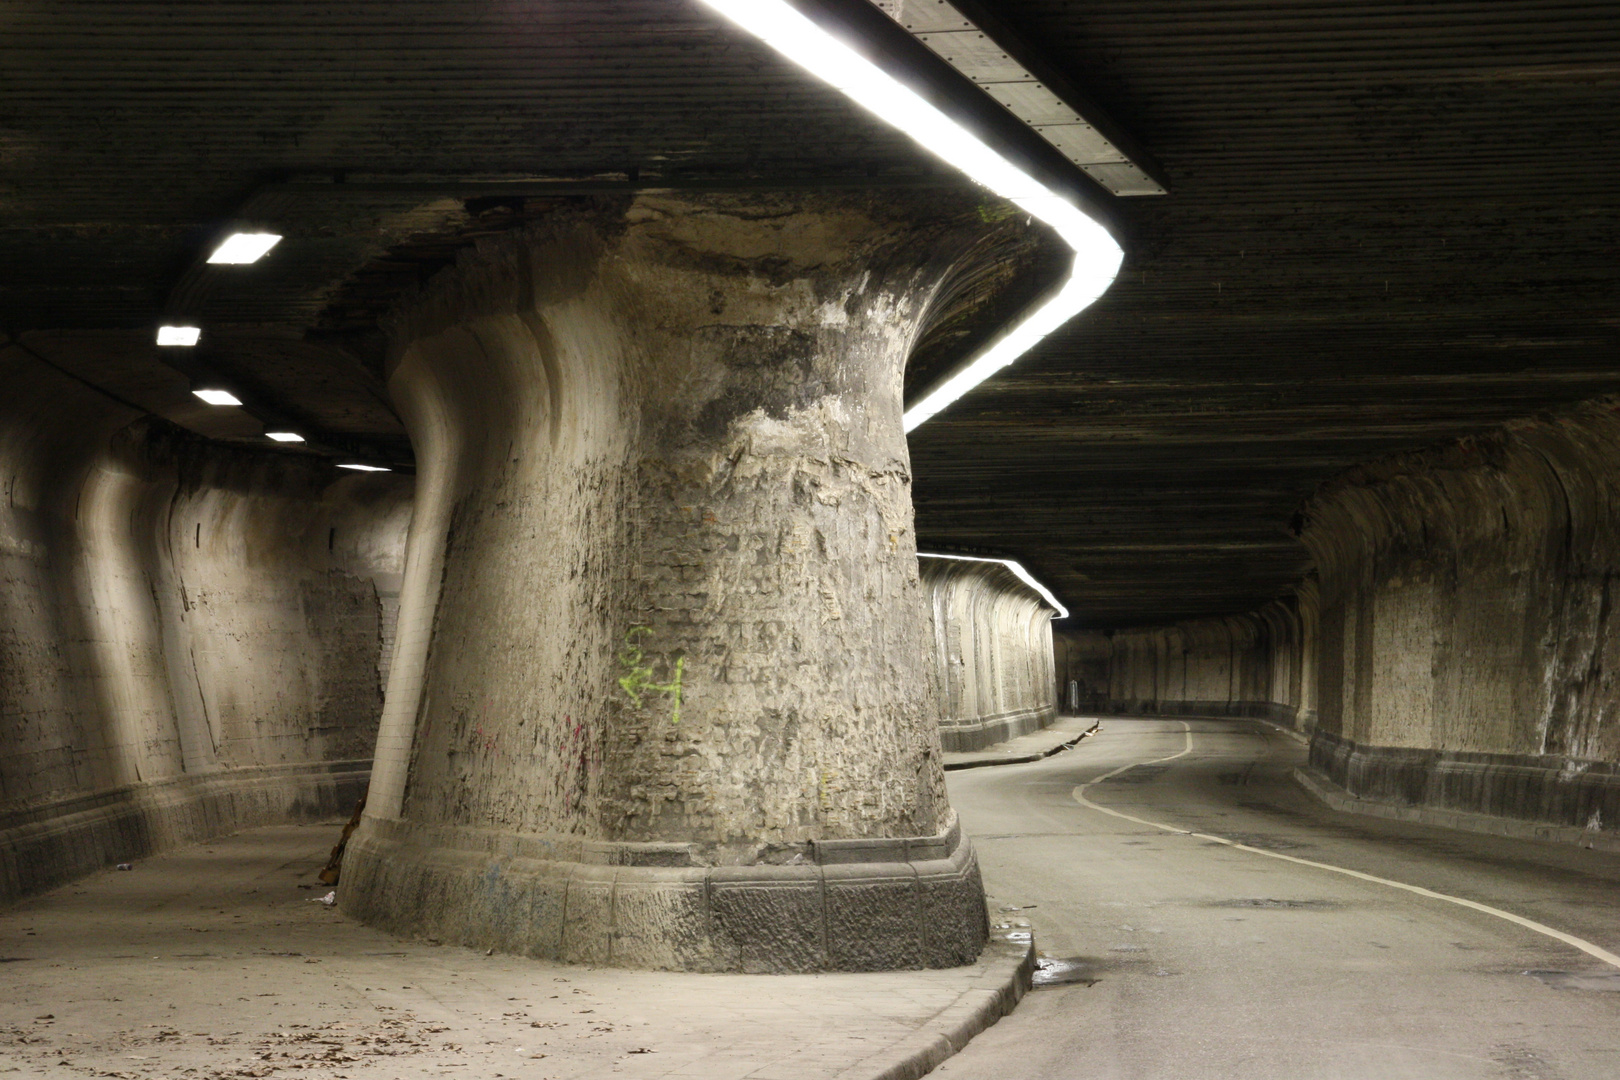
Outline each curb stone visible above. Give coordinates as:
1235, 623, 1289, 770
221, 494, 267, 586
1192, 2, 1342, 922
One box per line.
833, 928, 1035, 1080
943, 722, 1101, 771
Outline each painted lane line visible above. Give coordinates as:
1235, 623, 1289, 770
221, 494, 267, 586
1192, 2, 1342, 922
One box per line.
1071, 722, 1620, 973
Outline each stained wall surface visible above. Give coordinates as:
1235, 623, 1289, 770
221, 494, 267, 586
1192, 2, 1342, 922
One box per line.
0, 353, 410, 903
1298, 403, 1620, 836
921, 558, 1057, 751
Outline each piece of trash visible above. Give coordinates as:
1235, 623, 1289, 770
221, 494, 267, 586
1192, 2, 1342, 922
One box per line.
485, 948, 494, 956
116, 863, 133, 871
34, 1014, 54, 1021
309, 891, 336, 906
628, 1048, 655, 1054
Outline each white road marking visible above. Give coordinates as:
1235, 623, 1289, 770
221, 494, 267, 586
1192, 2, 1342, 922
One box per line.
1071, 721, 1620, 973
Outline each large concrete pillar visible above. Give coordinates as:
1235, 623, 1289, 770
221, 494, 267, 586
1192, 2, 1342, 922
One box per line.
341, 193, 1001, 971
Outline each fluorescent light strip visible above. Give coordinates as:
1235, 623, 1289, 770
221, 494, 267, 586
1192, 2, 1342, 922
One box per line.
338, 463, 391, 473
918, 552, 1068, 619
697, 0, 1122, 431
207, 232, 283, 265
265, 431, 305, 443
192, 388, 241, 407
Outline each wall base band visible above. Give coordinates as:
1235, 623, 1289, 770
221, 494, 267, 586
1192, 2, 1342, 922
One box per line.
1305, 730, 1620, 850
938, 706, 1057, 752
1, 760, 370, 906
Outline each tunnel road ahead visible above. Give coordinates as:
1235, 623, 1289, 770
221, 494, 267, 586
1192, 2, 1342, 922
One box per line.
941, 718, 1620, 1080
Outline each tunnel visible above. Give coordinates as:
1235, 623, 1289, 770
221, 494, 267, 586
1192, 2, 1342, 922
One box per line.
2, 1, 1618, 1077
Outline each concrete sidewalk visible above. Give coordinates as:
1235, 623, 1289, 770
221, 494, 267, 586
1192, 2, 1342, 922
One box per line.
942, 716, 1101, 771
0, 824, 1031, 1080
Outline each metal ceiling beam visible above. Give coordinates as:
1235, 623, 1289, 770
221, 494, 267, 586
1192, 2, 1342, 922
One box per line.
875, 0, 1168, 196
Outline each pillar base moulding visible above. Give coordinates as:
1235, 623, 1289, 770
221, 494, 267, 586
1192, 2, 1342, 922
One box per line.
340, 812, 986, 973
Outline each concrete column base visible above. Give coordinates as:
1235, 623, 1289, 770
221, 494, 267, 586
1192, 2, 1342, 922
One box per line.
339, 812, 987, 973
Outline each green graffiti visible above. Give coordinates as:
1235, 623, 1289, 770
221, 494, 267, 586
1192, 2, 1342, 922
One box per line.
975, 199, 1019, 225
617, 626, 685, 724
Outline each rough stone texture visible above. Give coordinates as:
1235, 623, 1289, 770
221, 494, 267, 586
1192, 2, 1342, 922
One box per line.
920, 557, 1058, 751
1053, 599, 1311, 727
346, 193, 1008, 970
0, 354, 409, 904
1293, 401, 1620, 838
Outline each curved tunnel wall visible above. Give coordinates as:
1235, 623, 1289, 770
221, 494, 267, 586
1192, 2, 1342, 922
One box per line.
1298, 403, 1620, 838
1054, 599, 1312, 726
921, 557, 1058, 751
0, 350, 411, 904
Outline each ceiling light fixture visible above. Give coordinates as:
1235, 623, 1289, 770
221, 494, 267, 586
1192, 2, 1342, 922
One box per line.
696, 0, 1123, 431
206, 232, 283, 265
337, 463, 391, 473
918, 551, 1069, 618
192, 388, 242, 406
156, 325, 201, 347
265, 431, 305, 443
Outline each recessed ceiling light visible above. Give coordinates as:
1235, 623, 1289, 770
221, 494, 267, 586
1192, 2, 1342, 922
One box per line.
265, 431, 305, 443
192, 388, 242, 406
337, 463, 391, 473
157, 325, 201, 347
696, 0, 1123, 431
207, 232, 283, 264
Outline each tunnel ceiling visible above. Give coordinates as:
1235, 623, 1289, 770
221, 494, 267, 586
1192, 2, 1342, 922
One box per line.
4, 1, 1619, 628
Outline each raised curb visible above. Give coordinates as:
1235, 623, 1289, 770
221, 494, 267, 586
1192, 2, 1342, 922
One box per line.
832, 928, 1035, 1080
1293, 765, 1620, 855
943, 722, 1100, 771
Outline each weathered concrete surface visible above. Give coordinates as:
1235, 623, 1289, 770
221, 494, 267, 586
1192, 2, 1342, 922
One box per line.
1053, 599, 1312, 728
345, 193, 1021, 971
920, 557, 1058, 752
0, 354, 410, 904
0, 822, 1033, 1080
1292, 402, 1620, 840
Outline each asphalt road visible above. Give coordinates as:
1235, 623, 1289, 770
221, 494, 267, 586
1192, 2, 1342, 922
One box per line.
940, 718, 1620, 1080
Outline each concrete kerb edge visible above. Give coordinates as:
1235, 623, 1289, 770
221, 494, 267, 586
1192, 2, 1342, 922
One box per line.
1292, 765, 1620, 855
832, 930, 1036, 1080
1247, 715, 1311, 746
943, 722, 1101, 772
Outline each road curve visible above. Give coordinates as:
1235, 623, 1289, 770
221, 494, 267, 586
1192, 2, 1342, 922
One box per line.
940, 718, 1620, 1080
